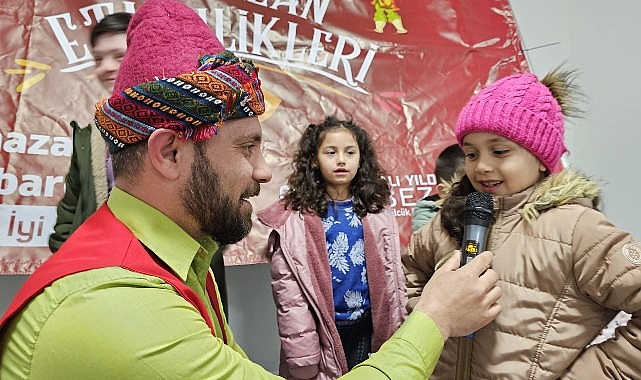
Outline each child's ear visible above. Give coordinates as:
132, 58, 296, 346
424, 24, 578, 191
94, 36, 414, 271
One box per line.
436, 183, 447, 198
539, 162, 547, 173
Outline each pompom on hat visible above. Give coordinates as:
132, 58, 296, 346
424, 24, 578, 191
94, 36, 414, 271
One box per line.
95, 0, 265, 153
455, 73, 567, 173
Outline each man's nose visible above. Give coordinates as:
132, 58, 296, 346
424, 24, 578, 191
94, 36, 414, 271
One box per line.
253, 153, 272, 183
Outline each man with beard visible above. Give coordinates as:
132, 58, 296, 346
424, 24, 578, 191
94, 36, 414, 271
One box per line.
0, 0, 501, 379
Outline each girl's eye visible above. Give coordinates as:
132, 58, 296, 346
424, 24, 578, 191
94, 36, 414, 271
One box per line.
494, 149, 509, 156
465, 152, 478, 160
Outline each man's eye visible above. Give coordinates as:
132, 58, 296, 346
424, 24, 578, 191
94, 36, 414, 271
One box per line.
241, 144, 256, 154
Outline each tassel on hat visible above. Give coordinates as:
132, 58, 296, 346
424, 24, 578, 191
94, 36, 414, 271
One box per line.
95, 0, 266, 153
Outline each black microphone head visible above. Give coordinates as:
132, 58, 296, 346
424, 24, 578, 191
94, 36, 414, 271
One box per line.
463, 192, 493, 224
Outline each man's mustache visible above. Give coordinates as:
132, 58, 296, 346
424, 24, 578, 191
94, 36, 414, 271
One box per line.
242, 183, 261, 199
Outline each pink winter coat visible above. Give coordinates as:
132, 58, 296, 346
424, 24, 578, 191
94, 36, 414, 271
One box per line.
257, 201, 407, 380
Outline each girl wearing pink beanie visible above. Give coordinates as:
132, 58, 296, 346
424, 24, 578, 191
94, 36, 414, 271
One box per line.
403, 67, 641, 379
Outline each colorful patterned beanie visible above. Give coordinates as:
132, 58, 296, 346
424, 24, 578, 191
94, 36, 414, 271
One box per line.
455, 73, 567, 173
95, 0, 265, 153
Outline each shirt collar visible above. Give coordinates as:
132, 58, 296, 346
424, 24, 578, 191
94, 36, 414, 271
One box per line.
107, 187, 218, 281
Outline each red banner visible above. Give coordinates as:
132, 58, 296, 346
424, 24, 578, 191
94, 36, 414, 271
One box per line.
0, 0, 527, 273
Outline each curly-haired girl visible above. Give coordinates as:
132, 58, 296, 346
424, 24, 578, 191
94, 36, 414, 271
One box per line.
258, 116, 407, 379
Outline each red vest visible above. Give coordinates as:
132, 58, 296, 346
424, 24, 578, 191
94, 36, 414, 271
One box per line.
0, 204, 227, 343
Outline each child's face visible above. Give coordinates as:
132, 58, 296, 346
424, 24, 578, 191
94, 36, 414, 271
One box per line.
316, 128, 360, 200
462, 132, 546, 196
92, 32, 127, 93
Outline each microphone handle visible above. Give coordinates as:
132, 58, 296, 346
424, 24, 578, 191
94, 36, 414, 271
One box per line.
460, 224, 489, 267
460, 224, 489, 340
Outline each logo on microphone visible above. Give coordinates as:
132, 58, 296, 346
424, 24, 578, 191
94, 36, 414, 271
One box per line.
463, 240, 480, 257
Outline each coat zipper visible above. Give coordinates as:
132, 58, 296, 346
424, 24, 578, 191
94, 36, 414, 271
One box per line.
456, 337, 473, 380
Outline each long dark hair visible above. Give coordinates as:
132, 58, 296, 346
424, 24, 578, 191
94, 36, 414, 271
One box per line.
440, 175, 476, 245
282, 116, 390, 218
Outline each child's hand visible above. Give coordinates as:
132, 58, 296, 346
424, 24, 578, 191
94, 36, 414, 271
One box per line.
413, 250, 501, 341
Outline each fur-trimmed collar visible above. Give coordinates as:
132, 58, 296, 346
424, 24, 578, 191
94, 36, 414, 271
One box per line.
523, 169, 600, 220
443, 169, 601, 221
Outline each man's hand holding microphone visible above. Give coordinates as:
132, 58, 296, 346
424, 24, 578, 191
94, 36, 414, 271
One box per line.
414, 250, 501, 341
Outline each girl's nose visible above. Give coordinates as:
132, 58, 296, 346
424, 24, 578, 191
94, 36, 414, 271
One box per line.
475, 156, 493, 173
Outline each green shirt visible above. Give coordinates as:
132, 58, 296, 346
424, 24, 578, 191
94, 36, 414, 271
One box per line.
0, 188, 443, 379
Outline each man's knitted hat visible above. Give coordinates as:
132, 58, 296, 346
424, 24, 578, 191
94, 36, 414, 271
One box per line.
95, 0, 265, 153
455, 73, 566, 173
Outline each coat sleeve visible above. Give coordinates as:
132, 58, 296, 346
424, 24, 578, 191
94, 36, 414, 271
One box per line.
48, 122, 83, 253
385, 207, 409, 327
266, 230, 322, 379
561, 208, 641, 379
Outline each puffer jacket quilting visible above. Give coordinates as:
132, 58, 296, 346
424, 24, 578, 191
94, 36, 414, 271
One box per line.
403, 170, 641, 380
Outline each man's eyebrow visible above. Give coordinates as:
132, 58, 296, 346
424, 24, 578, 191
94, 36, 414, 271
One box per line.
236, 133, 262, 144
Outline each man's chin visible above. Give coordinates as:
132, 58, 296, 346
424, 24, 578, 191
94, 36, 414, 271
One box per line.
209, 217, 252, 245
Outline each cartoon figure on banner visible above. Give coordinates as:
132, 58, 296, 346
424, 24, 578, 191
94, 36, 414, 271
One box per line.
372, 0, 407, 34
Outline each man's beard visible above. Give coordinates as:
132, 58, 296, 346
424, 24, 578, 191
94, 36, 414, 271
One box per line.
180, 147, 259, 245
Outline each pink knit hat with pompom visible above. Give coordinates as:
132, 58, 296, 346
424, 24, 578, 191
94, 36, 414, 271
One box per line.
95, 0, 265, 153
455, 73, 567, 173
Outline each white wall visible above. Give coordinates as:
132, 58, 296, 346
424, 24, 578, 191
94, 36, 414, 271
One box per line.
2, 0, 640, 374
225, 264, 279, 372
510, 0, 641, 239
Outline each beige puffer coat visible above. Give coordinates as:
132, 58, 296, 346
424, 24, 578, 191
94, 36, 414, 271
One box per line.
403, 170, 641, 379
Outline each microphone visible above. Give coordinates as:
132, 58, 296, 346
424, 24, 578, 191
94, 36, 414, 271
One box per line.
460, 192, 493, 339
460, 192, 493, 267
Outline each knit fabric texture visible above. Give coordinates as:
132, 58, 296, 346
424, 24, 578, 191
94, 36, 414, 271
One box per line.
455, 73, 566, 173
95, 0, 265, 153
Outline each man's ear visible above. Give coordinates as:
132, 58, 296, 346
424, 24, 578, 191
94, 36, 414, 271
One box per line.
147, 129, 183, 180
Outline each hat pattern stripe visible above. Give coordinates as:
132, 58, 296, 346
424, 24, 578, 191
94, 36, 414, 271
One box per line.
95, 100, 149, 151
109, 93, 184, 135
102, 98, 158, 137
136, 80, 223, 124
122, 87, 208, 129
97, 49, 265, 153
